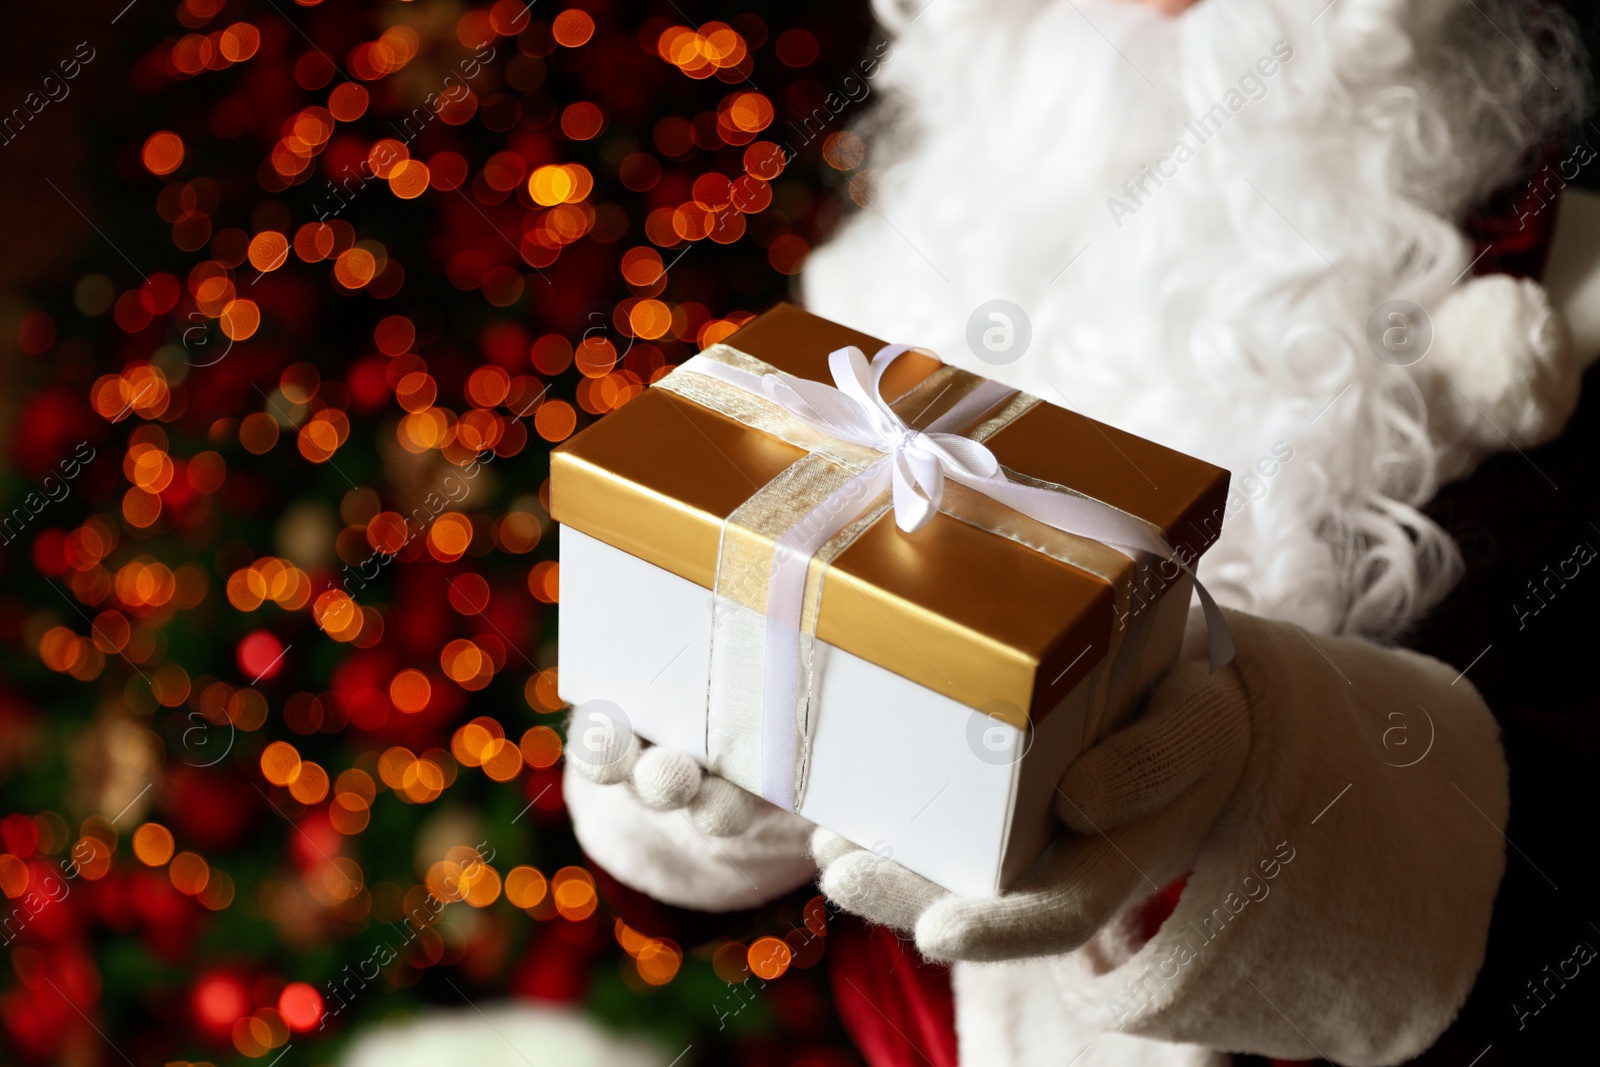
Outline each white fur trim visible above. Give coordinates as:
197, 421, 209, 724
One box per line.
342, 1003, 670, 1067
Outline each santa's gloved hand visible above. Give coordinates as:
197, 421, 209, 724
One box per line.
564, 711, 815, 912
815, 606, 1507, 998
566, 721, 760, 837
813, 636, 1250, 963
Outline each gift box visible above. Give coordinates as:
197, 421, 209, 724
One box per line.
553, 305, 1229, 896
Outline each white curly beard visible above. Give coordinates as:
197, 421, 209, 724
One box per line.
801, 0, 1583, 637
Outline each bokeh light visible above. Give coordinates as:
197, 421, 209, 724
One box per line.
0, 2, 861, 1058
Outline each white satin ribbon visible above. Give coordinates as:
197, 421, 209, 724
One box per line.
683, 344, 1235, 811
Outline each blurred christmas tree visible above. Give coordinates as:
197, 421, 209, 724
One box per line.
0, 1, 875, 1063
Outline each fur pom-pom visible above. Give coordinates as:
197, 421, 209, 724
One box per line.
1420, 274, 1578, 482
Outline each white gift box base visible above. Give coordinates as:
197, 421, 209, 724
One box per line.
558, 525, 1193, 897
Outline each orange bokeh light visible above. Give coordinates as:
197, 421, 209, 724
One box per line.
374, 315, 414, 355
143, 131, 185, 176
519, 725, 562, 769
260, 741, 301, 786
428, 513, 473, 559
551, 9, 595, 47
478, 737, 522, 781
220, 298, 260, 341
505, 865, 547, 909
533, 400, 576, 442
132, 823, 175, 866
389, 159, 430, 199
748, 935, 792, 980
637, 939, 682, 985
551, 866, 597, 921
389, 669, 431, 713
560, 102, 604, 141
333, 247, 377, 288
248, 231, 290, 272
328, 82, 369, 121
219, 22, 261, 63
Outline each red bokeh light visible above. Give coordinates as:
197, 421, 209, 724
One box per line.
279, 981, 324, 1031
236, 630, 285, 681
193, 972, 249, 1034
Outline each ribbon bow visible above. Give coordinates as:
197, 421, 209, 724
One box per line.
762, 345, 1009, 534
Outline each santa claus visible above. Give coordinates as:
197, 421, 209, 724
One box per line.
563, 0, 1599, 1064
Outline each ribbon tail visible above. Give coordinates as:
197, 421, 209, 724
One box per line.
948, 468, 1236, 671
1189, 571, 1236, 671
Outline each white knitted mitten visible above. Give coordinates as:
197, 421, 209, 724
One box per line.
567, 723, 761, 837
564, 710, 816, 912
